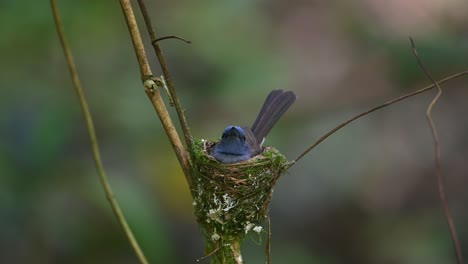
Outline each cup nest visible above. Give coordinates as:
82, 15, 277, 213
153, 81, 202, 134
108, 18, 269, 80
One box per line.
190, 138, 289, 242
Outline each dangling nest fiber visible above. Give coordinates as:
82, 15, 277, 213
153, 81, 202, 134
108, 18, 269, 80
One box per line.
190, 139, 289, 244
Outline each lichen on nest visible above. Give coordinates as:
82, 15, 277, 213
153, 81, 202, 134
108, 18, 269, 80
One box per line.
190, 138, 289, 244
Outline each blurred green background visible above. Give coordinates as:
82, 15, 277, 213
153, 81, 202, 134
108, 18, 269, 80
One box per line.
1, 0, 468, 263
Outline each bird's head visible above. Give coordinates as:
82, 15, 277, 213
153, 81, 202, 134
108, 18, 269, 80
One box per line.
221, 126, 246, 142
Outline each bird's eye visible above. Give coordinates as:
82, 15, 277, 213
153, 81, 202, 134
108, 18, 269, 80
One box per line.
222, 133, 226, 139
241, 135, 246, 141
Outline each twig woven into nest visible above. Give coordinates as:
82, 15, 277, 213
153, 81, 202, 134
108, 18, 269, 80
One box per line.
190, 139, 290, 241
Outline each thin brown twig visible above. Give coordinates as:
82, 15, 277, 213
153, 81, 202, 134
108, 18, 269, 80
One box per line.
410, 37, 464, 264
196, 245, 223, 262
136, 0, 193, 154
119, 0, 192, 185
266, 216, 271, 264
50, 1, 148, 263
290, 70, 468, 166
152, 35, 192, 44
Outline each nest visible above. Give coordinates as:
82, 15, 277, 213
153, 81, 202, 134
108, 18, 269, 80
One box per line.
190, 139, 289, 244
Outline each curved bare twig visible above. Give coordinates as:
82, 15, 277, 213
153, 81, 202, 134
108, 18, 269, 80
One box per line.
410, 37, 464, 264
290, 70, 468, 166
152, 35, 192, 44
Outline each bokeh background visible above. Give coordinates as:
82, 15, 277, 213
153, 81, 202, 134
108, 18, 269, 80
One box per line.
1, 0, 468, 263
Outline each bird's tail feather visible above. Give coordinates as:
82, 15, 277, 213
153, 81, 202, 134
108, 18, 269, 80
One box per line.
251, 89, 296, 144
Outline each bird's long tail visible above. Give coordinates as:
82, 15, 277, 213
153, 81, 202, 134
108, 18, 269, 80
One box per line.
251, 89, 296, 144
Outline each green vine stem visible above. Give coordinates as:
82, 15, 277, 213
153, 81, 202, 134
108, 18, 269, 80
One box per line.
50, 0, 149, 263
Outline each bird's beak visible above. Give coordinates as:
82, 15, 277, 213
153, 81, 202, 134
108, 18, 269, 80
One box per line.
226, 127, 241, 137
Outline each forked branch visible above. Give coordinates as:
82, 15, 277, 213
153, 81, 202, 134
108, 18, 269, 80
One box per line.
119, 0, 192, 184
136, 0, 193, 154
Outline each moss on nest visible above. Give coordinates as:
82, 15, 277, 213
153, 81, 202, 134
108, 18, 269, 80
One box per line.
190, 138, 289, 261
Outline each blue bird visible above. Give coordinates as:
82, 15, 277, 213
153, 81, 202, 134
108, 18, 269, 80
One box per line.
211, 90, 296, 164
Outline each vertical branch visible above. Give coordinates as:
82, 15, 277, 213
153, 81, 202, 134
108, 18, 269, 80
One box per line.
144, 79, 192, 184
265, 216, 271, 264
119, 0, 192, 184
50, 1, 149, 263
136, 0, 193, 153
119, 0, 152, 79
230, 241, 243, 264
410, 37, 464, 264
